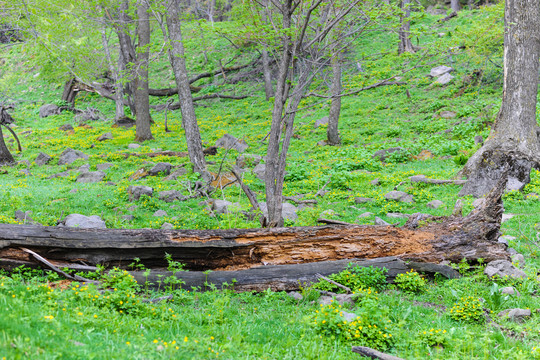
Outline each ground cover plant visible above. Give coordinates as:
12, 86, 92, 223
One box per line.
2, 4, 540, 359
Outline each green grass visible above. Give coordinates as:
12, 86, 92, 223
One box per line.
1, 6, 540, 359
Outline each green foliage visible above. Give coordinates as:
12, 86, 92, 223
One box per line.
417, 328, 449, 347
447, 296, 485, 323
312, 265, 388, 293
394, 270, 427, 293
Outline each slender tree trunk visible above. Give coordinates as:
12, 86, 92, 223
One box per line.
327, 51, 342, 146
166, 0, 210, 181
450, 0, 461, 12
117, 0, 137, 116
0, 125, 14, 165
134, 0, 154, 142
262, 49, 274, 100
398, 0, 415, 54
459, 0, 540, 197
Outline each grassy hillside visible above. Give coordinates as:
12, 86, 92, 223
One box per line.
2, 5, 540, 359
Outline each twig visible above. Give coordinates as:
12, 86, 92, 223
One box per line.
316, 273, 352, 294
20, 247, 98, 284
351, 346, 405, 360
2, 124, 22, 152
315, 177, 332, 197
317, 218, 357, 226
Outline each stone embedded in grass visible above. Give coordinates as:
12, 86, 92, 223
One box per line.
374, 217, 390, 226
128, 185, 153, 201
211, 199, 238, 215
387, 212, 408, 219
500, 287, 520, 297
59, 123, 74, 132
511, 253, 525, 267
314, 116, 329, 128
64, 214, 106, 229
502, 213, 516, 223
129, 168, 149, 181
153, 210, 168, 217
163, 167, 188, 181
372, 147, 405, 162
128, 143, 140, 149
427, 200, 444, 209
320, 209, 339, 218
370, 179, 380, 186
358, 212, 374, 218
148, 162, 172, 176
318, 294, 354, 306
484, 260, 527, 280
258, 202, 298, 222
121, 215, 134, 221
354, 197, 373, 204
439, 110, 456, 119
253, 163, 266, 181
78, 164, 90, 173
39, 104, 61, 118
215, 133, 248, 153
434, 73, 454, 85
97, 132, 113, 141
474, 135, 484, 145
58, 148, 89, 165
48, 170, 71, 179
35, 152, 52, 166
14, 210, 33, 223
497, 235, 516, 245
236, 154, 262, 169
429, 65, 453, 78
158, 190, 184, 203
287, 291, 303, 301
76, 171, 105, 183
161, 222, 174, 230
497, 308, 531, 323
384, 191, 414, 203
96, 163, 113, 171
506, 177, 526, 192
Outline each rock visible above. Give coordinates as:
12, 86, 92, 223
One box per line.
474, 135, 484, 145
384, 191, 414, 203
502, 213, 516, 223
387, 212, 408, 219
14, 210, 33, 223
211, 199, 237, 215
498, 235, 516, 245
484, 260, 527, 280
506, 177, 526, 192
341, 311, 357, 322
163, 168, 188, 181
427, 200, 444, 209
128, 205, 138, 211
96, 163, 113, 171
39, 104, 62, 118
48, 171, 71, 179
64, 214, 106, 229
501, 287, 520, 297
58, 148, 89, 165
287, 291, 303, 301
318, 294, 354, 306
472, 198, 486, 209
161, 222, 174, 230
354, 197, 373, 204
75, 107, 104, 123
97, 132, 113, 141
78, 164, 90, 173
372, 147, 405, 161
236, 154, 262, 168
370, 179, 380, 186
148, 162, 172, 176
114, 117, 136, 128
497, 308, 531, 323
358, 212, 373, 218
216, 134, 248, 153
409, 175, 426, 183
320, 209, 338, 218
128, 143, 140, 149
511, 254, 525, 267
76, 171, 105, 183
18, 160, 30, 167
507, 248, 518, 255
35, 152, 52, 166
314, 116, 329, 128
317, 140, 327, 146
159, 190, 184, 203
129, 168, 149, 181
434, 73, 454, 85
258, 202, 298, 222
20, 169, 31, 176
121, 215, 134, 221
127, 185, 153, 201
374, 217, 390, 226
439, 111, 456, 119
59, 124, 74, 132
253, 163, 266, 181
429, 65, 453, 78
153, 210, 168, 217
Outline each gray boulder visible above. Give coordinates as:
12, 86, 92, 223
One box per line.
48, 170, 71, 179
506, 177, 526, 192
97, 132, 113, 141
14, 210, 33, 223
358, 212, 374, 218
216, 134, 248, 153
78, 164, 90, 173
161, 222, 175, 230
236, 154, 262, 168
318, 294, 354, 306
498, 235, 516, 245
474, 135, 484, 146
153, 210, 168, 217
497, 308, 531, 323
75, 107, 104, 123
372, 147, 405, 161
434, 73, 454, 85
35, 152, 52, 166
76, 171, 105, 183
287, 292, 303, 301
128, 185, 153, 201
354, 197, 373, 204
430, 65, 453, 78
427, 200, 444, 209
128, 143, 140, 149
96, 163, 113, 171
511, 253, 525, 267
121, 215, 134, 221
149, 162, 172, 176
385, 191, 414, 203
484, 260, 527, 280
64, 214, 106, 229
163, 168, 188, 181
39, 104, 61, 118
253, 163, 266, 181
211, 199, 238, 215
374, 217, 390, 226
314, 116, 329, 128
159, 190, 184, 203
58, 148, 89, 165
500, 287, 520, 297
259, 202, 298, 222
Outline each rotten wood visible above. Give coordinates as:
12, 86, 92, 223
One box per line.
352, 346, 405, 360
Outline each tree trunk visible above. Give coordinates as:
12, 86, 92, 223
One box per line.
262, 48, 274, 100
0, 125, 14, 165
134, 0, 154, 142
327, 51, 342, 145
398, 0, 415, 54
459, 0, 540, 197
117, 0, 137, 116
450, 0, 461, 12
61, 78, 78, 107
165, 0, 211, 181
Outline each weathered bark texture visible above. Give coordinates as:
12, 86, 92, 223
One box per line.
165, 0, 210, 181
450, 0, 461, 12
61, 78, 78, 107
0, 107, 15, 165
262, 48, 274, 100
398, 0, 415, 54
117, 0, 137, 116
0, 182, 509, 290
134, 0, 154, 142
459, 0, 540, 197
327, 51, 342, 145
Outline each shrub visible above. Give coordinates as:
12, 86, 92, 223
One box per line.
447, 296, 485, 323
394, 270, 427, 293
417, 328, 449, 347
312, 265, 388, 293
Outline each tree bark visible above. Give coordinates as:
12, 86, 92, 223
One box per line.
459, 0, 540, 197
117, 0, 137, 116
0, 107, 15, 165
398, 0, 415, 54
165, 0, 211, 181
133, 0, 154, 142
261, 48, 274, 100
327, 51, 343, 145
450, 0, 461, 12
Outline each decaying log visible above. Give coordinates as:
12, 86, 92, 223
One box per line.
0, 179, 508, 290
352, 346, 405, 360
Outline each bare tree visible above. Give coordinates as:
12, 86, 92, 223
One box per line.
398, 0, 415, 54
459, 0, 540, 197
327, 50, 343, 146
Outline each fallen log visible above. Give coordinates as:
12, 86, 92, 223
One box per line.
352, 346, 405, 360
0, 179, 508, 290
